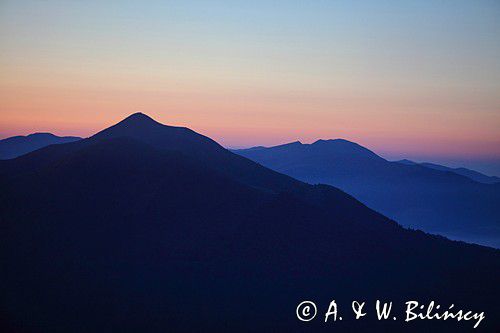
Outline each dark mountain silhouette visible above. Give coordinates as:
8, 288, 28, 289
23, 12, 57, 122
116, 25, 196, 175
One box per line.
0, 132, 81, 159
234, 140, 500, 248
92, 113, 303, 193
397, 159, 500, 184
1, 114, 499, 332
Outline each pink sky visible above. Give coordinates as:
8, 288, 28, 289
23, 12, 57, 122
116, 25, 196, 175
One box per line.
1, 1, 499, 165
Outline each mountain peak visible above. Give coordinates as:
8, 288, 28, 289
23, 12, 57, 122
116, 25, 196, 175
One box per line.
0, 132, 82, 159
90, 112, 235, 162
312, 138, 353, 145
27, 132, 57, 138
120, 112, 161, 126
93, 113, 167, 140
397, 159, 417, 165
310, 139, 381, 157
275, 141, 302, 148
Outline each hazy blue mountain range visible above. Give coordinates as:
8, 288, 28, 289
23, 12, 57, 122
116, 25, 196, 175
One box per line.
1, 113, 498, 332
234, 140, 500, 248
0, 133, 82, 159
397, 159, 500, 184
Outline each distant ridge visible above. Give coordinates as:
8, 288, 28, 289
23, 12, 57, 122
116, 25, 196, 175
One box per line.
396, 159, 500, 184
0, 132, 81, 159
235, 139, 500, 248
234, 139, 382, 161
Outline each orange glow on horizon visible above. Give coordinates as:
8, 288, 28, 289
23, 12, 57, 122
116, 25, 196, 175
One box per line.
1, 0, 499, 163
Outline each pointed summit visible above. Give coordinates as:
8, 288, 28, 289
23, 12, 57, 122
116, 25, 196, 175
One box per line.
88, 112, 300, 193
97, 112, 163, 136
93, 112, 183, 140
92, 113, 224, 158
120, 112, 159, 125
92, 113, 163, 143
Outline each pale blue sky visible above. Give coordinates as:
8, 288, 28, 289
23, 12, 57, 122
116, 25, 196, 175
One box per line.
1, 0, 500, 174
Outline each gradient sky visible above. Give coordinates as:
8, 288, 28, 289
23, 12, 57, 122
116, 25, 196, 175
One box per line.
1, 1, 500, 174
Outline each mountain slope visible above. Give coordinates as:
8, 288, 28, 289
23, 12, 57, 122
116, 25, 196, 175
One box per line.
234, 140, 500, 248
1, 116, 499, 332
0, 133, 81, 159
0, 113, 303, 194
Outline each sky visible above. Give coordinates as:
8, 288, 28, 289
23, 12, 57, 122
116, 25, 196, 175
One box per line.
1, 1, 500, 175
